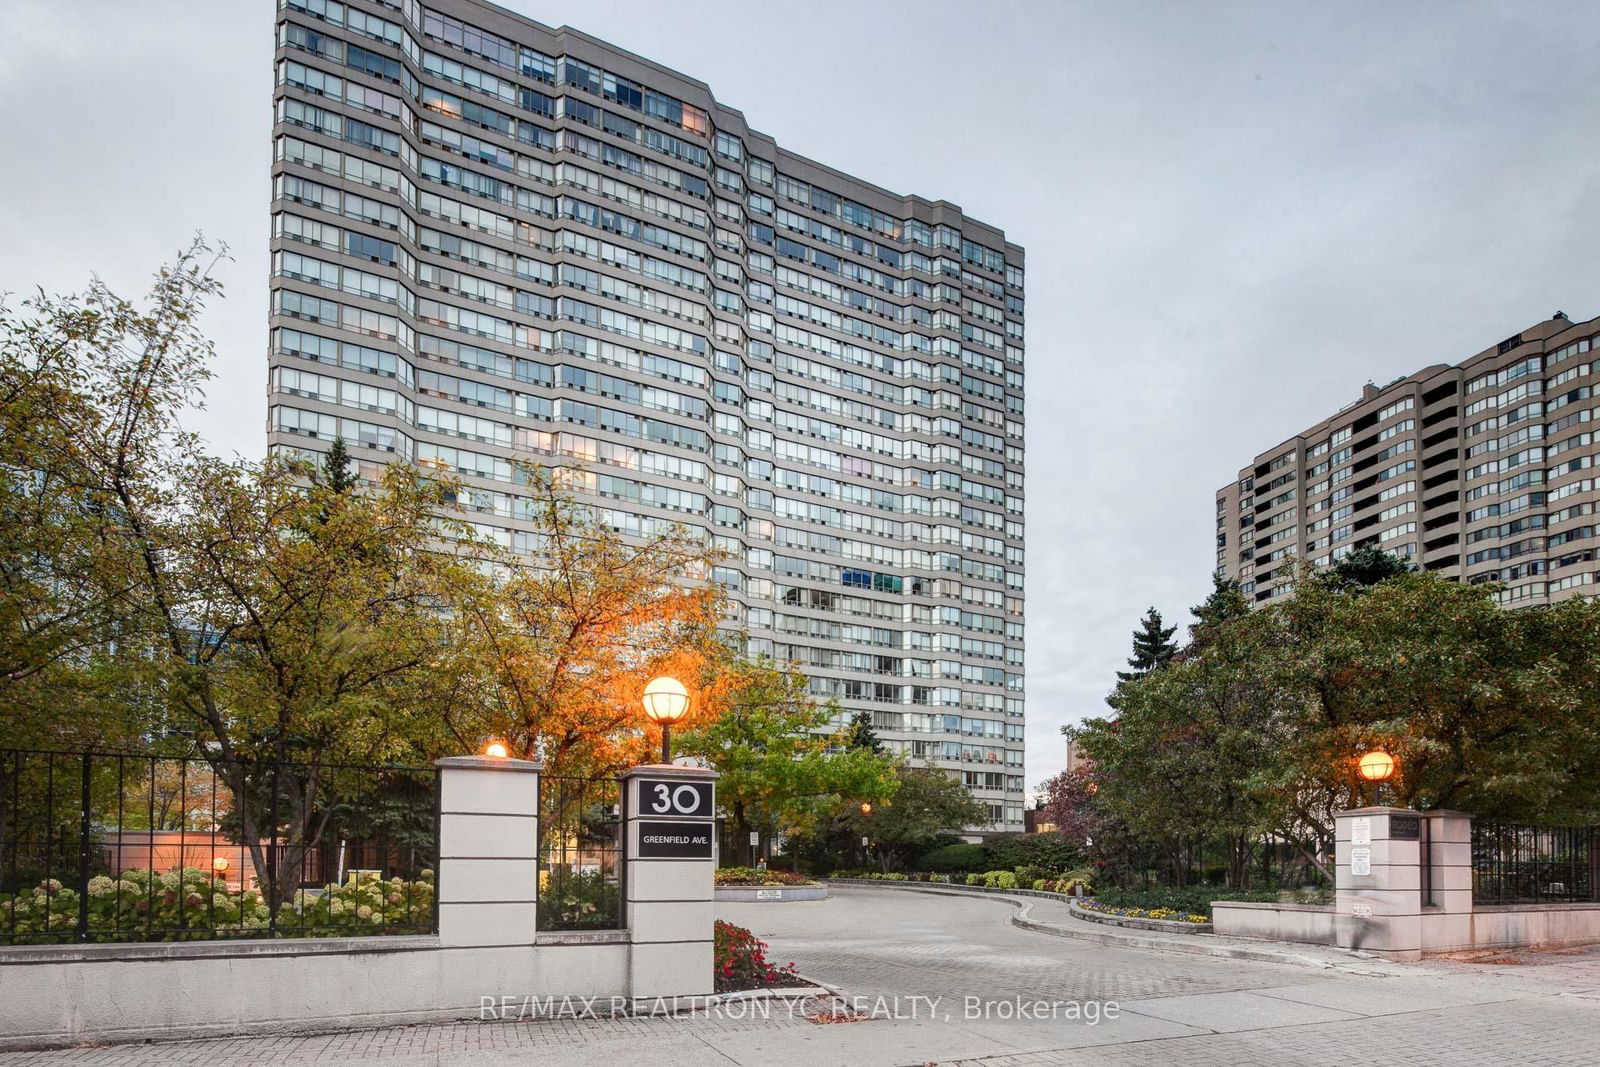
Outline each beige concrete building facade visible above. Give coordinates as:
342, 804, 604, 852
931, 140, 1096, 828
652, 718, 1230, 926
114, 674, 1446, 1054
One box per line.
1216, 311, 1600, 607
268, 0, 1025, 828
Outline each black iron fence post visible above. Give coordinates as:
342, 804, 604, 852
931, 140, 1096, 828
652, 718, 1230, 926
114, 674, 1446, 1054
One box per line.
266, 760, 280, 936
77, 752, 91, 943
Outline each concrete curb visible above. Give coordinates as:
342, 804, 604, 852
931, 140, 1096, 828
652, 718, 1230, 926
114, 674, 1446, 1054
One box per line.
827, 879, 1381, 972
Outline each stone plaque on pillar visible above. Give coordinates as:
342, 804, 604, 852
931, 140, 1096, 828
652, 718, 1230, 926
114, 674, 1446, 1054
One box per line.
622, 764, 718, 1002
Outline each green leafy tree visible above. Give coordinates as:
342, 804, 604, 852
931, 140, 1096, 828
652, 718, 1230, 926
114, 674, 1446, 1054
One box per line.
0, 241, 484, 912
677, 657, 899, 866
1261, 568, 1600, 821
844, 766, 983, 871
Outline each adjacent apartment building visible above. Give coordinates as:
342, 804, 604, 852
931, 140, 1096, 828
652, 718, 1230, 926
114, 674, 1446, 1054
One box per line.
1217, 311, 1600, 608
267, 0, 1027, 829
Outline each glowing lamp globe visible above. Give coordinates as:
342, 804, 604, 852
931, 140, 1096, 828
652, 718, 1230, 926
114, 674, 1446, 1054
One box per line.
483, 740, 510, 759
859, 803, 873, 816
642, 676, 690, 763
1357, 749, 1396, 783
212, 856, 230, 874
641, 676, 690, 726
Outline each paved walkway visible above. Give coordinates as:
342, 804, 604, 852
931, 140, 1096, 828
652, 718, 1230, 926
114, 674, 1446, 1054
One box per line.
4, 886, 1598, 1065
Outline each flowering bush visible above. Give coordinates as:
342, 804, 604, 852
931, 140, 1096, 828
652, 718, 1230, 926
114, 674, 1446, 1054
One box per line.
0, 868, 433, 944
714, 867, 817, 887
278, 869, 433, 937
714, 919, 798, 992
537, 869, 619, 931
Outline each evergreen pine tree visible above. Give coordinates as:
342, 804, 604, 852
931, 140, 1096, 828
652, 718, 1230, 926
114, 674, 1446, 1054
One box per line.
320, 437, 357, 494
1116, 607, 1177, 683
1328, 545, 1414, 589
1187, 572, 1251, 649
845, 710, 883, 753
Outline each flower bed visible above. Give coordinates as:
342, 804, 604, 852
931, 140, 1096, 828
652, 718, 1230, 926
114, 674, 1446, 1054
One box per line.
714, 867, 819, 887
0, 867, 434, 944
1079, 899, 1208, 924
714, 919, 805, 992
831, 868, 1096, 894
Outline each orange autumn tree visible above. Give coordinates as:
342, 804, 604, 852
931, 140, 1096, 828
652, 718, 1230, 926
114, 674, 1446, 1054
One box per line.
463, 466, 728, 778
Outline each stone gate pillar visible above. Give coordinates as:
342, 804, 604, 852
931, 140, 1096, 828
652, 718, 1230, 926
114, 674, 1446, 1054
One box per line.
621, 764, 718, 1002
434, 754, 541, 947
1335, 806, 1426, 959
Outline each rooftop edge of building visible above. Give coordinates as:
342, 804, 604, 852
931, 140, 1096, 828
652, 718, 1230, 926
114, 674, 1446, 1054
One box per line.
444, 0, 1020, 257
1214, 309, 1598, 493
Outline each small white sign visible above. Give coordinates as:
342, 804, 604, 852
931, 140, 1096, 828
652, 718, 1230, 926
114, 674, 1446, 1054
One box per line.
749, 830, 760, 846
1351, 847, 1372, 876
756, 888, 781, 900
1352, 903, 1373, 918
1352, 817, 1372, 845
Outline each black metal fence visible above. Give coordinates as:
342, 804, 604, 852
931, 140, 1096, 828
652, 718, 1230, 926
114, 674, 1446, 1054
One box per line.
537, 776, 623, 931
1472, 821, 1600, 905
1100, 834, 1334, 892
0, 749, 439, 944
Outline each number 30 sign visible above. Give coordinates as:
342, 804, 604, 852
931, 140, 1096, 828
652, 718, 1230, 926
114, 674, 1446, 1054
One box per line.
636, 778, 713, 818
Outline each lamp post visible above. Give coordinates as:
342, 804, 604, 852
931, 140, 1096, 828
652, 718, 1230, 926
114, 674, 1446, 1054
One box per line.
859, 802, 872, 868
1357, 748, 1397, 806
641, 675, 691, 763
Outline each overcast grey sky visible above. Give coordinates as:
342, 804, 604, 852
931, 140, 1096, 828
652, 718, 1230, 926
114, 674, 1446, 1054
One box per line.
2, 0, 1597, 793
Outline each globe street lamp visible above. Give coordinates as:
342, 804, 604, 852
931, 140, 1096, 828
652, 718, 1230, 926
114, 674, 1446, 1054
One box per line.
641, 675, 691, 764
482, 739, 510, 759
1357, 748, 1397, 806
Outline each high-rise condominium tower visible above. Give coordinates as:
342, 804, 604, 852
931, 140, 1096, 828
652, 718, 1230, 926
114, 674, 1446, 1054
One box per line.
1217, 311, 1599, 609
268, 0, 1027, 831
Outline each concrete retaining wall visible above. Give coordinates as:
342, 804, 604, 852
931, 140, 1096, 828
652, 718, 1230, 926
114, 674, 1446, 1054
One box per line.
0, 934, 629, 1048
1211, 901, 1336, 945
714, 885, 827, 902
1425, 903, 1600, 953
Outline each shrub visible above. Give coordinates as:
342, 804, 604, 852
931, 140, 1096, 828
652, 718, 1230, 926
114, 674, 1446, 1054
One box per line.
1091, 886, 1277, 919
965, 873, 982, 886
714, 920, 798, 992
0, 868, 435, 944
1031, 878, 1049, 891
535, 869, 618, 931
981, 833, 1081, 873
922, 843, 985, 873
1014, 865, 1052, 886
